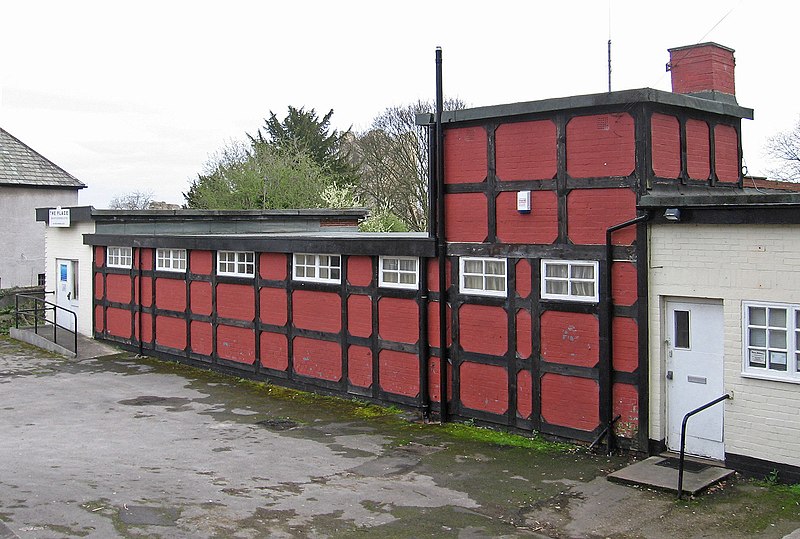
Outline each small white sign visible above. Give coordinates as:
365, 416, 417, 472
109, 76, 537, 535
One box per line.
516, 191, 531, 213
49, 207, 70, 228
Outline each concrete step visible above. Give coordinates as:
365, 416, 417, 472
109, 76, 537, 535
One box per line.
608, 455, 735, 496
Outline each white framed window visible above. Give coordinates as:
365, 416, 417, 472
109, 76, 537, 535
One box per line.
541, 260, 599, 302
293, 253, 341, 284
156, 248, 187, 272
379, 256, 419, 289
107, 246, 132, 268
217, 251, 255, 277
460, 257, 507, 297
743, 301, 800, 383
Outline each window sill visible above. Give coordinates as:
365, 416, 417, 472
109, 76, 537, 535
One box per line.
741, 371, 800, 385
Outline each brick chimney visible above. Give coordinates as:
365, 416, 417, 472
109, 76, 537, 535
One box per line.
667, 42, 736, 104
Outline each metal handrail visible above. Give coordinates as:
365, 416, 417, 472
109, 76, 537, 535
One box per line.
14, 293, 78, 355
677, 393, 731, 499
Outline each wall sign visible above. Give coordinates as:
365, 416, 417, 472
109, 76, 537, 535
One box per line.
48, 207, 71, 228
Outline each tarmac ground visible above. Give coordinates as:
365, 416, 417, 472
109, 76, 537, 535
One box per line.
0, 336, 798, 538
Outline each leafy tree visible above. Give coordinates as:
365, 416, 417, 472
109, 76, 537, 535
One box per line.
351, 98, 467, 232
250, 106, 358, 185
109, 190, 154, 209
765, 118, 800, 181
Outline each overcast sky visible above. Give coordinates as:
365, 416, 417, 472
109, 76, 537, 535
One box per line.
1, 1, 797, 207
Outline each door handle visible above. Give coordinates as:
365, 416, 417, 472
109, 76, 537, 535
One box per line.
666, 370, 673, 380
67, 292, 71, 300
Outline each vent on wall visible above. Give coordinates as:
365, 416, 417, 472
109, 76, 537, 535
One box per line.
596, 115, 610, 131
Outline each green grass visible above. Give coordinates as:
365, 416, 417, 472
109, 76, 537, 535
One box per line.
436, 421, 573, 452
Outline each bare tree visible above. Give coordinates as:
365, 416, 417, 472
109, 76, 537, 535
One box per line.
765, 118, 800, 181
109, 190, 154, 210
351, 99, 467, 232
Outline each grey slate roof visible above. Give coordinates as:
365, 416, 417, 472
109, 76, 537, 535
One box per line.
0, 128, 85, 189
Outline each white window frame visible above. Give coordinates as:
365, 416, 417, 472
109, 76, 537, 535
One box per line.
107, 246, 132, 269
293, 253, 341, 284
742, 301, 800, 384
156, 248, 187, 273
459, 257, 507, 298
540, 259, 599, 303
379, 256, 419, 290
217, 250, 255, 277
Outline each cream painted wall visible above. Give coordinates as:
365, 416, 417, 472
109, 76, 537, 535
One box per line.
44, 220, 96, 336
649, 223, 800, 468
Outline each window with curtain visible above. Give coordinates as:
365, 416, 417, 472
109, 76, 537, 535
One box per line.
541, 260, 598, 302
460, 257, 507, 297
379, 256, 419, 289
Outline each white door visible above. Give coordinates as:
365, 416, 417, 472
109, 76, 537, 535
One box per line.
666, 300, 725, 460
55, 259, 79, 332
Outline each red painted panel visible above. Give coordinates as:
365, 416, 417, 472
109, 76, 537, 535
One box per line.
216, 283, 255, 321
106, 307, 131, 339
293, 337, 341, 381
293, 290, 341, 333
260, 252, 286, 280
541, 373, 599, 431
516, 259, 531, 298
495, 120, 557, 181
347, 294, 372, 338
516, 309, 531, 359
379, 297, 418, 344
217, 325, 255, 364
260, 287, 287, 326
260, 332, 288, 371
517, 369, 532, 419
190, 281, 212, 316
190, 321, 213, 356
567, 188, 637, 245
155, 278, 187, 312
136, 313, 152, 344
156, 315, 186, 350
427, 302, 452, 348
686, 119, 710, 180
613, 382, 639, 438
427, 258, 451, 293
347, 256, 373, 287
135, 277, 152, 307
541, 311, 599, 367
611, 262, 637, 307
651, 113, 681, 178
427, 357, 453, 403
379, 350, 419, 398
94, 305, 104, 332
348, 345, 372, 388
714, 124, 739, 183
94, 273, 104, 300
138, 248, 153, 271
460, 362, 508, 415
612, 317, 638, 373
95, 246, 105, 268
495, 190, 558, 244
106, 274, 132, 304
459, 304, 508, 356
444, 126, 487, 184
445, 193, 488, 243
566, 113, 635, 178
190, 251, 213, 275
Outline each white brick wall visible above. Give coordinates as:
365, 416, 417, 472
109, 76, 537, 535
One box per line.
649, 223, 800, 468
45, 221, 96, 336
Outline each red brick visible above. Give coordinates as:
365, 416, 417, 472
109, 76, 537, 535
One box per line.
190, 321, 212, 356
496, 120, 557, 181
135, 277, 152, 307
669, 44, 735, 96
190, 251, 212, 275
459, 304, 508, 356
259, 253, 286, 280
427, 258, 451, 293
427, 357, 453, 403
566, 113, 635, 178
156, 315, 186, 350
611, 262, 637, 307
94, 273, 104, 300
495, 190, 558, 245
427, 301, 452, 349
293, 290, 341, 333
613, 382, 639, 438
135, 312, 152, 344
216, 283, 255, 321
516, 259, 531, 298
155, 278, 186, 312
379, 297, 418, 344
444, 126, 487, 184
260, 332, 288, 371
517, 369, 532, 419
217, 325, 255, 364
106, 274, 132, 304
612, 317, 638, 373
567, 188, 637, 245
293, 337, 341, 381
651, 113, 680, 178
379, 350, 419, 397
714, 124, 739, 183
445, 193, 488, 242
95, 246, 105, 268
347, 294, 372, 338
348, 345, 372, 388
516, 309, 531, 359
260, 287, 287, 326
541, 374, 599, 431
347, 256, 373, 287
460, 362, 508, 415
541, 311, 599, 367
94, 305, 104, 332
138, 248, 153, 271
190, 281, 212, 316
686, 119, 710, 180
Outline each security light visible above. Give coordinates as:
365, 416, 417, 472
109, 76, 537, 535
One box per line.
664, 208, 681, 221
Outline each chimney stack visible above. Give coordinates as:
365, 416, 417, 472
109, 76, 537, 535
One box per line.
667, 42, 736, 104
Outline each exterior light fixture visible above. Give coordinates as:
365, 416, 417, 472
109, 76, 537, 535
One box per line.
664, 208, 681, 221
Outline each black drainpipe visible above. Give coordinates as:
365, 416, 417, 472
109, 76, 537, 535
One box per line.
137, 246, 144, 356
435, 47, 448, 423
603, 212, 650, 453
